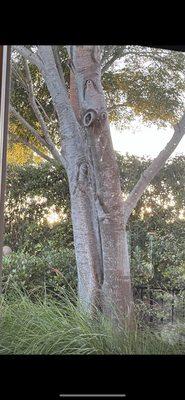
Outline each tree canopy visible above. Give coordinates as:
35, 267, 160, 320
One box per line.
9, 45, 185, 164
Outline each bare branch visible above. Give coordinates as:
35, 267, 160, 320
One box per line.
35, 98, 51, 122
101, 47, 127, 75
101, 52, 120, 75
23, 59, 49, 130
12, 62, 51, 123
13, 46, 42, 69
123, 113, 185, 224
23, 59, 64, 166
10, 104, 48, 148
101, 46, 116, 66
11, 63, 28, 92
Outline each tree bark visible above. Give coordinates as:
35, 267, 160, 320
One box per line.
69, 68, 103, 312
38, 47, 105, 312
69, 46, 135, 327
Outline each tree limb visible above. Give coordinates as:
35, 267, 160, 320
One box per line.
37, 46, 77, 137
123, 112, 185, 224
101, 46, 127, 74
13, 46, 42, 69
23, 59, 64, 164
35, 98, 51, 122
101, 52, 121, 75
12, 61, 53, 125
11, 63, 28, 92
11, 64, 66, 165
101, 46, 116, 67
10, 104, 48, 148
101, 47, 173, 75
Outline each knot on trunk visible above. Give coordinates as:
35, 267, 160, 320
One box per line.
83, 109, 107, 127
83, 110, 97, 126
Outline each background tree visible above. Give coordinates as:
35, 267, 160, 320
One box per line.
8, 45, 185, 327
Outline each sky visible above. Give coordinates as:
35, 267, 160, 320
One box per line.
111, 122, 185, 159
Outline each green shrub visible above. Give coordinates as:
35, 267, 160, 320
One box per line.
4, 156, 185, 290
2, 247, 77, 299
4, 219, 74, 253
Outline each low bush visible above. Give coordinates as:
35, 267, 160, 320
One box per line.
2, 247, 77, 299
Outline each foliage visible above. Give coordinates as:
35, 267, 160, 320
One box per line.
2, 247, 77, 299
149, 229, 185, 289
4, 154, 185, 290
103, 48, 185, 127
10, 46, 185, 163
7, 142, 33, 165
4, 163, 71, 251
0, 292, 184, 354
117, 154, 185, 217
128, 219, 185, 289
10, 46, 68, 162
134, 286, 185, 326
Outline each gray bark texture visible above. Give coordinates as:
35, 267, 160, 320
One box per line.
66, 46, 135, 326
11, 45, 185, 329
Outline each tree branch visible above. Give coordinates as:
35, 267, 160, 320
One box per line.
37, 46, 77, 137
23, 58, 64, 165
101, 52, 121, 75
101, 46, 127, 74
10, 104, 48, 147
101, 47, 172, 75
11, 63, 28, 92
123, 113, 185, 224
35, 98, 51, 122
101, 46, 115, 67
13, 46, 42, 69
12, 62, 52, 123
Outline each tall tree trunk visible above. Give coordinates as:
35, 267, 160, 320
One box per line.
69, 46, 135, 327
38, 47, 103, 312
68, 69, 103, 312
38, 45, 135, 327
